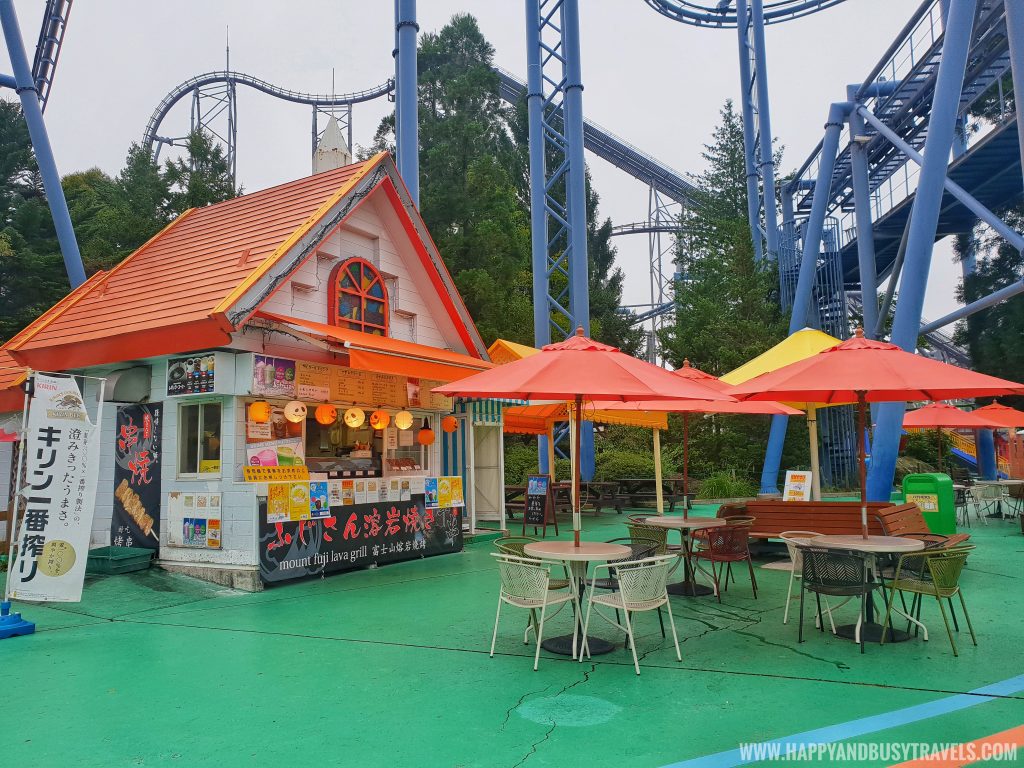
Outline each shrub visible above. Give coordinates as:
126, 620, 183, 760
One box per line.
697, 470, 757, 499
504, 442, 538, 485
594, 450, 656, 481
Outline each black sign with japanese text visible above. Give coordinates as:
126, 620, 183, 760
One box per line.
258, 494, 462, 584
111, 403, 162, 549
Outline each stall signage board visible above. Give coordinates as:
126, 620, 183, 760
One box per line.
523, 474, 557, 537
330, 367, 407, 408
783, 471, 812, 502
243, 465, 310, 483
111, 403, 163, 550
167, 353, 217, 396
296, 361, 331, 400
258, 494, 462, 583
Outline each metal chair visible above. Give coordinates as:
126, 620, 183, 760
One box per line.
1007, 484, 1024, 519
581, 554, 681, 675
779, 531, 839, 632
880, 545, 977, 657
975, 483, 1005, 520
799, 547, 877, 654
953, 486, 971, 528
489, 553, 580, 670
691, 522, 757, 602
625, 521, 668, 554
494, 536, 571, 590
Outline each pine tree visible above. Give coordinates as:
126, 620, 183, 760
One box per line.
163, 130, 239, 214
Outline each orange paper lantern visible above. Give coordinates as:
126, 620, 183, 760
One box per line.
248, 401, 271, 423
417, 417, 435, 446
441, 415, 458, 433
314, 404, 338, 426
369, 409, 391, 430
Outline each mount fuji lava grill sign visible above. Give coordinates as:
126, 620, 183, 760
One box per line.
257, 494, 462, 584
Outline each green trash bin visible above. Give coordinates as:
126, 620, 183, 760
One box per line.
902, 473, 956, 535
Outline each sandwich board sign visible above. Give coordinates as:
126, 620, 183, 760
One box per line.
783, 471, 812, 502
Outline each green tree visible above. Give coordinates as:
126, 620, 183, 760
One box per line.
657, 101, 808, 480
163, 130, 239, 214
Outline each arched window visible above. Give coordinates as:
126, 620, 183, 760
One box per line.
329, 257, 389, 336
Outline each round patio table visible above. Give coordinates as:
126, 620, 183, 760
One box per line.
802, 534, 925, 643
643, 516, 726, 596
524, 540, 631, 657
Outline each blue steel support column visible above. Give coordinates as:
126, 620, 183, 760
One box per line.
559, 0, 594, 479
976, 429, 997, 480
735, 0, 765, 262
758, 102, 848, 495
1003, 0, 1024, 189
867, 0, 979, 501
395, 0, 419, 206
750, 0, 780, 262
846, 88, 879, 339
0, 0, 84, 288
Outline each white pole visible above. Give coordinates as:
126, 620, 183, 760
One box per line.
807, 404, 822, 501
653, 428, 664, 515
4, 370, 32, 604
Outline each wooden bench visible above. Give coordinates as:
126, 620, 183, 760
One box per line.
717, 500, 894, 539
614, 478, 692, 514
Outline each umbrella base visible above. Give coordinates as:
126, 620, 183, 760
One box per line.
542, 634, 616, 656
834, 622, 912, 643
667, 580, 715, 597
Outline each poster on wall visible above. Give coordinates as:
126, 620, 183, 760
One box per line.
111, 403, 163, 550
167, 491, 222, 548
7, 374, 102, 603
252, 355, 297, 398
424, 476, 465, 509
246, 404, 304, 468
167, 353, 217, 396
258, 494, 462, 583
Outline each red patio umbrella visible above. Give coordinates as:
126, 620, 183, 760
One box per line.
973, 402, 1024, 429
433, 329, 734, 545
590, 361, 801, 515
902, 402, 1005, 471
729, 329, 1024, 537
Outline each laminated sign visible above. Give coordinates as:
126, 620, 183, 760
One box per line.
9, 374, 102, 602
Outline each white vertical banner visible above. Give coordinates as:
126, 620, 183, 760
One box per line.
8, 374, 102, 602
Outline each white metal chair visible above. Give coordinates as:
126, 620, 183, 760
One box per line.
489, 553, 579, 670
580, 554, 681, 675
779, 530, 841, 632
975, 483, 1004, 521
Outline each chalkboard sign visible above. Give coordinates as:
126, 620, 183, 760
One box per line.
523, 474, 558, 537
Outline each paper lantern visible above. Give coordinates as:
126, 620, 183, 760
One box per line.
248, 400, 271, 423
343, 407, 365, 428
369, 409, 390, 430
441, 415, 458, 433
315, 404, 338, 426
394, 410, 414, 430
417, 417, 435, 446
284, 401, 307, 423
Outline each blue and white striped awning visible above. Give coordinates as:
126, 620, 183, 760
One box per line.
454, 397, 527, 425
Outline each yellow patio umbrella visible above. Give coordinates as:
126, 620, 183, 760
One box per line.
720, 328, 843, 501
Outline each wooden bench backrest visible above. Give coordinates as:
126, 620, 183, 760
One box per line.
721, 500, 890, 537
875, 503, 927, 536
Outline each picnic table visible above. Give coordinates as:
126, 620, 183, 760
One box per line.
615, 477, 693, 513
504, 481, 622, 518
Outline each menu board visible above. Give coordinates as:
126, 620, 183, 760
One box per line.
420, 379, 454, 410
783, 470, 812, 502
167, 353, 217, 396
328, 366, 407, 407
296, 361, 331, 400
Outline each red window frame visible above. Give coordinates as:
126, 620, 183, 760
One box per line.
328, 257, 389, 336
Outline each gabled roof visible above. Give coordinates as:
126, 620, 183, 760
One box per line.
5, 153, 486, 372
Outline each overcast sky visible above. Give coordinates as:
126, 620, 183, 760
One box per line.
8, 0, 961, 321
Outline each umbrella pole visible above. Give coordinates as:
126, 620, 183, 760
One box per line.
682, 413, 689, 519
546, 424, 556, 482
573, 395, 582, 547
936, 427, 943, 472
653, 428, 664, 515
857, 391, 868, 539
807, 404, 821, 502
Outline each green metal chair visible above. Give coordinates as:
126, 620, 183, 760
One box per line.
880, 545, 977, 657
494, 536, 571, 590
625, 521, 668, 555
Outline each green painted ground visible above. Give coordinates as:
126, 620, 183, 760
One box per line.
2, 506, 1022, 767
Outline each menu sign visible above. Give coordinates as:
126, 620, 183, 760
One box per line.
783, 470, 812, 502
252, 355, 297, 398
420, 379, 454, 410
329, 366, 407, 407
523, 474, 557, 536
167, 354, 216, 396
296, 361, 331, 400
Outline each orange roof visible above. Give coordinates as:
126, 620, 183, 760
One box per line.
0, 349, 27, 413
5, 153, 485, 371
257, 312, 493, 382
